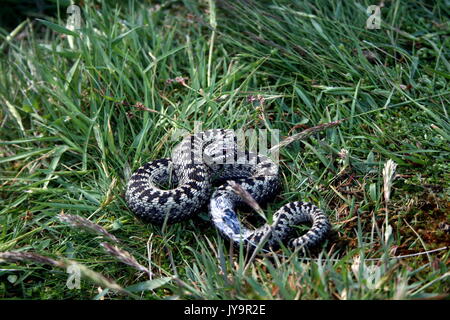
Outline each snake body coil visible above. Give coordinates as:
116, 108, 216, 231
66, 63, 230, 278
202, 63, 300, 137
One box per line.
125, 129, 330, 251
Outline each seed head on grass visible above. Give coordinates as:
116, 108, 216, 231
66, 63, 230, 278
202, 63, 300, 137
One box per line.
100, 242, 152, 278
101, 177, 117, 207
382, 159, 398, 205
269, 119, 345, 154
0, 251, 64, 267
228, 180, 265, 220
57, 212, 120, 243
65, 260, 129, 296
165, 76, 188, 86
0, 250, 130, 296
338, 148, 349, 159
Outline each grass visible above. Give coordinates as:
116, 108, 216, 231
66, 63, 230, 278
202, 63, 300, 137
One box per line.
0, 0, 449, 299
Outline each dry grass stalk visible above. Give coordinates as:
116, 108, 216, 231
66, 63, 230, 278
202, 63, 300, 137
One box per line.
0, 251, 64, 267
101, 242, 152, 278
269, 119, 345, 154
58, 212, 120, 243
228, 180, 265, 219
0, 250, 130, 296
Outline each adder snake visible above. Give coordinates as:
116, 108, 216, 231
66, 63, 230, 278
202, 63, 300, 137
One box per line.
125, 129, 330, 251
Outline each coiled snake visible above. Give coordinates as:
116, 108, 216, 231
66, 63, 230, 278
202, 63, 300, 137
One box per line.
125, 129, 330, 251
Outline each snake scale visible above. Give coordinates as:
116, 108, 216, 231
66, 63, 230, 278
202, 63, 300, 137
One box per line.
125, 129, 330, 251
